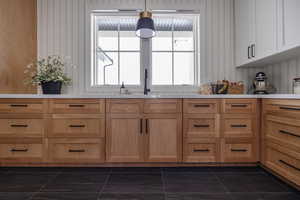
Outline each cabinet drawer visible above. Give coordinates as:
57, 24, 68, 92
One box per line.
0, 99, 45, 114
266, 115, 300, 151
106, 99, 143, 114
144, 99, 182, 114
222, 114, 255, 138
49, 99, 105, 114
222, 99, 257, 114
183, 138, 220, 163
222, 138, 257, 162
0, 138, 44, 162
263, 99, 300, 117
0, 119, 44, 138
266, 142, 300, 186
183, 99, 220, 114
184, 114, 220, 138
48, 138, 105, 163
49, 117, 105, 138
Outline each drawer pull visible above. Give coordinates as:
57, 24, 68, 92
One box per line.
231, 124, 247, 128
146, 119, 149, 134
231, 149, 247, 152
69, 149, 85, 153
279, 106, 300, 111
279, 130, 300, 138
193, 149, 210, 152
194, 104, 210, 108
194, 124, 210, 128
69, 105, 85, 108
69, 125, 86, 128
11, 149, 28, 152
279, 160, 300, 171
140, 119, 143, 134
11, 124, 28, 128
10, 104, 28, 107
231, 104, 247, 108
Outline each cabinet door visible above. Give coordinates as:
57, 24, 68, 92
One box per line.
278, 0, 300, 50
235, 0, 255, 66
255, 0, 277, 59
144, 114, 182, 162
106, 114, 144, 162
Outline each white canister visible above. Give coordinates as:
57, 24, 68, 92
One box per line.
293, 78, 300, 94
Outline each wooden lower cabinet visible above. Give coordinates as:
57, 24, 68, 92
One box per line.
48, 138, 105, 163
145, 114, 182, 162
106, 114, 144, 163
221, 138, 257, 163
183, 138, 220, 163
106, 114, 182, 163
0, 138, 45, 163
265, 142, 300, 186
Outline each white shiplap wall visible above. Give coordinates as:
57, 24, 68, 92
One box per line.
38, 0, 297, 94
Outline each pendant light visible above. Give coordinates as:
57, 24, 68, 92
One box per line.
136, 0, 156, 38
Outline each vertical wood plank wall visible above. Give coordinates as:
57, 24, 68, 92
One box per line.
34, 0, 300, 94
0, 0, 37, 94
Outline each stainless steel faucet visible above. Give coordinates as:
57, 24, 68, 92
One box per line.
144, 69, 151, 95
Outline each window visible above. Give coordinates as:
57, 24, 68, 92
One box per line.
91, 13, 199, 91
152, 16, 196, 86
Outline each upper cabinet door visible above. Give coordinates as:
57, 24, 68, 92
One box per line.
255, 0, 278, 59
235, 0, 255, 66
278, 0, 300, 50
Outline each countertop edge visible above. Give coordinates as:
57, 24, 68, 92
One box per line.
0, 94, 299, 99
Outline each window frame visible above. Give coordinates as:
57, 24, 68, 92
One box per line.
86, 11, 200, 94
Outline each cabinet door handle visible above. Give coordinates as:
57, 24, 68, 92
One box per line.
194, 124, 210, 128
69, 104, 85, 108
10, 104, 28, 107
11, 124, 28, 128
193, 149, 210, 152
251, 44, 255, 58
248, 46, 251, 59
279, 160, 300, 171
69, 149, 85, 153
146, 119, 149, 134
279, 106, 300, 111
140, 119, 143, 134
11, 149, 28, 152
279, 130, 300, 138
194, 104, 210, 108
231, 149, 247, 152
231, 124, 247, 128
69, 125, 85, 128
231, 104, 247, 108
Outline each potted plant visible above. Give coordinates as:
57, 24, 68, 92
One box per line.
25, 55, 72, 94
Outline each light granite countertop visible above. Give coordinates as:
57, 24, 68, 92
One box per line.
0, 94, 300, 99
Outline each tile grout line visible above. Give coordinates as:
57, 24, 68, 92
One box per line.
97, 172, 111, 199
160, 168, 167, 200
212, 171, 231, 195
28, 170, 63, 200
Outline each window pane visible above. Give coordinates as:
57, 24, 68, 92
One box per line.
152, 31, 172, 51
120, 31, 140, 51
120, 53, 140, 85
174, 52, 194, 85
97, 52, 118, 85
97, 31, 118, 51
174, 31, 194, 51
152, 52, 172, 85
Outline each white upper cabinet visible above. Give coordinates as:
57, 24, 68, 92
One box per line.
278, 0, 300, 51
235, 0, 300, 67
255, 0, 277, 59
235, 0, 255, 66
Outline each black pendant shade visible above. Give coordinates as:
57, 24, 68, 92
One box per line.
136, 9, 156, 39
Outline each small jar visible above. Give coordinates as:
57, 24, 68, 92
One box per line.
293, 78, 300, 94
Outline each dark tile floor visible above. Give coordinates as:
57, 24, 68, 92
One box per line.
0, 166, 299, 200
